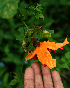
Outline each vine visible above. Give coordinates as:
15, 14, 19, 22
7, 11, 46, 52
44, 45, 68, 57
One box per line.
9, 3, 69, 88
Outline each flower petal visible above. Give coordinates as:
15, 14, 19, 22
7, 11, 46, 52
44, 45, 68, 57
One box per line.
25, 38, 69, 69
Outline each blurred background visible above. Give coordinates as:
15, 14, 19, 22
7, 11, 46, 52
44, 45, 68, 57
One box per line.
0, 0, 70, 88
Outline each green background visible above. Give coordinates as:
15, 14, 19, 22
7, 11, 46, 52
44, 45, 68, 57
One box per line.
0, 0, 70, 88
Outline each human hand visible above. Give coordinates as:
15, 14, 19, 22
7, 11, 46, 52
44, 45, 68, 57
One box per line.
24, 62, 64, 88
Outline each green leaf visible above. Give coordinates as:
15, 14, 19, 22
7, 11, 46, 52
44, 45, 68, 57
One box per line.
39, 14, 44, 19
4, 44, 9, 55
24, 27, 28, 33
61, 52, 70, 70
2, 53, 22, 65
16, 27, 24, 41
28, 34, 31, 41
42, 33, 51, 37
16, 80, 24, 88
33, 29, 52, 40
33, 3, 44, 20
16, 34, 24, 41
10, 76, 19, 85
0, 68, 6, 77
3, 73, 9, 86
37, 3, 41, 7
27, 41, 35, 51
35, 14, 40, 20
22, 9, 27, 16
0, 0, 20, 19
62, 63, 69, 69
61, 52, 70, 63
33, 33, 43, 40
21, 9, 28, 20
65, 52, 70, 60
17, 27, 24, 33
61, 57, 66, 62
35, 8, 41, 12
44, 28, 54, 34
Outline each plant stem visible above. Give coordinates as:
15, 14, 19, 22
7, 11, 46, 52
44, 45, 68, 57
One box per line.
22, 20, 28, 30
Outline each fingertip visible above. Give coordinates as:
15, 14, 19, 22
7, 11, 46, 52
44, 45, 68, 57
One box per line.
31, 62, 39, 68
52, 70, 60, 77
25, 67, 34, 74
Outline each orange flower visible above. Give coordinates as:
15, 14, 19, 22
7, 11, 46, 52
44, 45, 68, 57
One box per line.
25, 38, 69, 69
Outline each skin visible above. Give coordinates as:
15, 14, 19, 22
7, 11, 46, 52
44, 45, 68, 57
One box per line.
24, 62, 64, 88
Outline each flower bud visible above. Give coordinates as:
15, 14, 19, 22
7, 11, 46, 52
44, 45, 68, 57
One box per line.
53, 50, 57, 53
33, 54, 37, 60
47, 48, 51, 52
44, 64, 47, 67
59, 47, 64, 50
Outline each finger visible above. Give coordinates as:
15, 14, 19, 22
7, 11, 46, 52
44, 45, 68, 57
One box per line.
52, 70, 64, 88
31, 62, 43, 88
41, 64, 53, 88
24, 67, 34, 88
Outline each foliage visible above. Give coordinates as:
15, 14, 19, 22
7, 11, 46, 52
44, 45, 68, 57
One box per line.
0, 0, 70, 88
17, 3, 54, 53
0, 0, 20, 19
61, 52, 70, 70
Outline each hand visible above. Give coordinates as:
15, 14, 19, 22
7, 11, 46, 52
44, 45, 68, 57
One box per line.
24, 62, 64, 88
